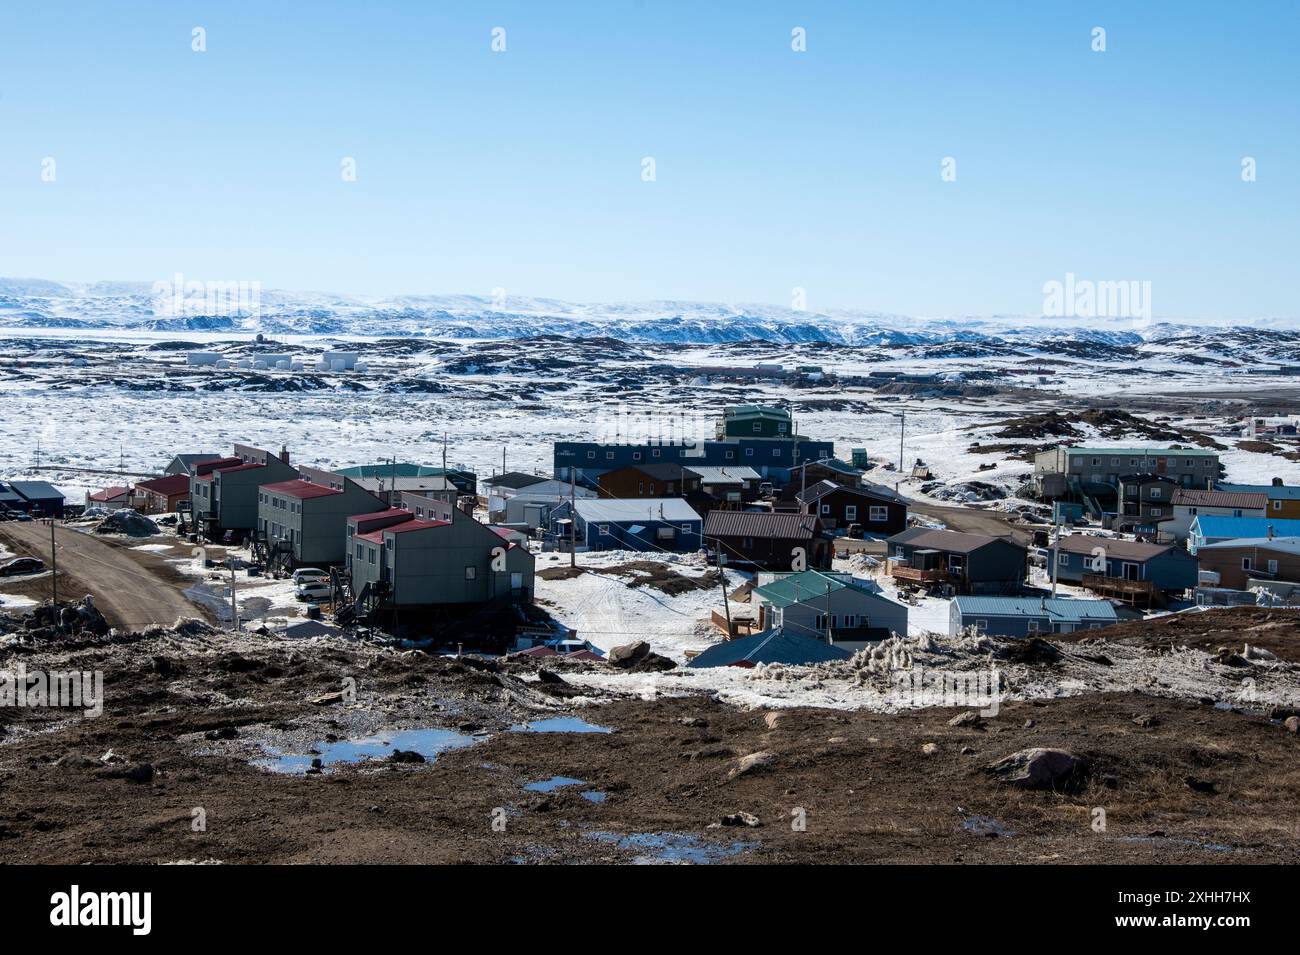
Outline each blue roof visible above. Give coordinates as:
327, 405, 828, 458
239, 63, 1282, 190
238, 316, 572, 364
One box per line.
687, 628, 852, 668
1218, 482, 1300, 501
952, 596, 1118, 624
7, 481, 64, 501
1191, 515, 1300, 539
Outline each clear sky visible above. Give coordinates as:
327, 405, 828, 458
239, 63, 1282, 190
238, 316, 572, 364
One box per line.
0, 1, 1295, 319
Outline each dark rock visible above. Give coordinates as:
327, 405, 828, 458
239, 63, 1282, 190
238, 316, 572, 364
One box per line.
607, 641, 651, 668
720, 811, 762, 828
986, 748, 1088, 792
1184, 776, 1217, 795
536, 669, 566, 685
390, 749, 426, 764
948, 711, 983, 729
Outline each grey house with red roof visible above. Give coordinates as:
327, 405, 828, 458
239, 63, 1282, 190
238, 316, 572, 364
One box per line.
346, 504, 534, 608
190, 448, 297, 537
257, 475, 386, 567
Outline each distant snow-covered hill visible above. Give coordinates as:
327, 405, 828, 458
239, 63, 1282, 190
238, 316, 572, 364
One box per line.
0, 277, 1296, 360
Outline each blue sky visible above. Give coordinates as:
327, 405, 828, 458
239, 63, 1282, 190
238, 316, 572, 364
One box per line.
0, 1, 1295, 319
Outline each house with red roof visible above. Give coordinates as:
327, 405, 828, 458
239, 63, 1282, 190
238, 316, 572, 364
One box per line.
257, 475, 386, 567
345, 503, 534, 612
133, 474, 192, 514
190, 447, 297, 538
86, 485, 132, 510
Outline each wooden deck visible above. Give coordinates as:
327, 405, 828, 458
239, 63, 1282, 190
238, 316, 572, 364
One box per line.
888, 560, 949, 583
1082, 573, 1165, 608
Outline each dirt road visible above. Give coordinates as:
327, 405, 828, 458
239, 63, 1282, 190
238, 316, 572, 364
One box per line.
0, 522, 206, 629
910, 502, 1033, 543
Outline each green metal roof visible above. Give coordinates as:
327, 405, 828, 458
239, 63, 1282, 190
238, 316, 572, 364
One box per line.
336, 463, 472, 479
753, 570, 881, 609
1065, 447, 1218, 457
952, 596, 1118, 624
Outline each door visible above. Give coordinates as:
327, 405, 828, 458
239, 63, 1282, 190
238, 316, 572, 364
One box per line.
510, 571, 523, 592
1122, 562, 1139, 581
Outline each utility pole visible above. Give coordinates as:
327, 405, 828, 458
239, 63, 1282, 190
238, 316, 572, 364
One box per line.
715, 541, 732, 638
825, 579, 833, 643
442, 431, 448, 476
1050, 515, 1060, 597
228, 557, 239, 632
50, 519, 57, 609
568, 469, 577, 568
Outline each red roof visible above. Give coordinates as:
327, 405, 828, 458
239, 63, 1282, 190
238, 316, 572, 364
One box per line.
356, 530, 386, 545
89, 486, 130, 502
262, 479, 341, 500
219, 462, 267, 473
135, 474, 191, 496
349, 507, 410, 524
388, 519, 449, 534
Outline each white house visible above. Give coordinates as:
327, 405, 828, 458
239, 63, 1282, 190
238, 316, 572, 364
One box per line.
1169, 488, 1268, 541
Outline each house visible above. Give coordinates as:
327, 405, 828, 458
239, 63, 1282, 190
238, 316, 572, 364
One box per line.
1188, 516, 1300, 553
350, 475, 460, 508
550, 498, 703, 552
335, 463, 477, 495
133, 474, 192, 514
1167, 488, 1269, 541
1113, 473, 1179, 534
715, 405, 800, 440
257, 477, 387, 568
949, 596, 1119, 638
786, 458, 864, 492
887, 528, 1028, 595
484, 476, 595, 529
164, 454, 221, 477
1216, 479, 1300, 519
598, 463, 701, 500
687, 628, 852, 669
191, 448, 297, 537
797, 480, 908, 535
1033, 446, 1221, 498
1053, 535, 1198, 599
750, 570, 908, 652
6, 481, 66, 518
86, 486, 131, 510
703, 510, 831, 571
0, 482, 29, 515
346, 506, 534, 609
1195, 536, 1300, 589
686, 466, 762, 505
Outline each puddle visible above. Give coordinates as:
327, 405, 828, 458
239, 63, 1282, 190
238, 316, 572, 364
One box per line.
1116, 835, 1235, 853
524, 775, 585, 793
585, 831, 752, 864
257, 727, 478, 774
510, 717, 613, 734
580, 790, 607, 803
962, 815, 1016, 838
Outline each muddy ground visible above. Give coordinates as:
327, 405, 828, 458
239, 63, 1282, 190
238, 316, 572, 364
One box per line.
2, 616, 1298, 864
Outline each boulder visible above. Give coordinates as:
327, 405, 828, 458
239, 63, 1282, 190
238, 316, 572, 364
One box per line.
390, 749, 426, 764
921, 742, 940, 756
948, 711, 983, 729
607, 641, 650, 668
730, 751, 775, 778
720, 811, 762, 828
1284, 716, 1299, 735
986, 748, 1088, 791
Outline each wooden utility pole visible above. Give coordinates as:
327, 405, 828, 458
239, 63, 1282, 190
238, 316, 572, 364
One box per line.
228, 557, 239, 632
825, 579, 833, 643
568, 470, 577, 568
50, 519, 57, 609
715, 541, 732, 638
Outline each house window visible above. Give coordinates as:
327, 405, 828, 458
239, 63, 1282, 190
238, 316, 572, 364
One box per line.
772, 448, 781, 457
743, 537, 754, 548
973, 619, 988, 631
869, 505, 888, 522
356, 544, 363, 559
681, 523, 691, 532
648, 484, 656, 494
1071, 457, 1082, 467
745, 448, 754, 457
1111, 457, 1120, 466
1267, 559, 1279, 574
1149, 488, 1162, 499
752, 422, 761, 433
725, 450, 735, 460
1204, 460, 1214, 468
1150, 507, 1162, 516
465, 566, 476, 580
1091, 457, 1100, 466
367, 548, 376, 564
1273, 500, 1282, 511
598, 524, 609, 535
1057, 552, 1070, 565
605, 452, 614, 460
820, 504, 830, 514
587, 451, 595, 459
845, 505, 857, 522
652, 449, 661, 457
637, 482, 644, 493
633, 451, 642, 461
1232, 509, 1242, 518
778, 424, 787, 433
1027, 620, 1040, 632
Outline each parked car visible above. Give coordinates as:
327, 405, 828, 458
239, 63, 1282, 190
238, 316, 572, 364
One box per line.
291, 568, 329, 585
294, 581, 331, 602
0, 557, 46, 576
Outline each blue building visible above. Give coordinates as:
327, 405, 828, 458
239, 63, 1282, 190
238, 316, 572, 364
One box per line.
949, 596, 1119, 638
550, 497, 703, 552
1188, 515, 1300, 554
5, 481, 66, 518
554, 436, 834, 489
